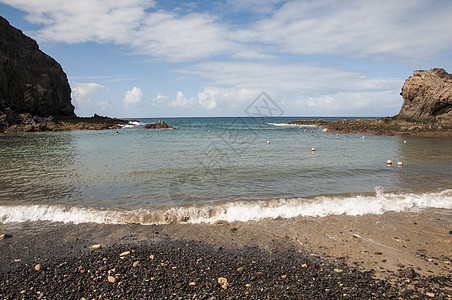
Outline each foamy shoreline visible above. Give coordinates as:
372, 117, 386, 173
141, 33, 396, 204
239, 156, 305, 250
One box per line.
1, 189, 451, 225
0, 208, 450, 279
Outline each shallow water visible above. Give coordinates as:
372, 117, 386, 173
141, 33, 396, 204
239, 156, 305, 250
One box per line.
0, 117, 451, 224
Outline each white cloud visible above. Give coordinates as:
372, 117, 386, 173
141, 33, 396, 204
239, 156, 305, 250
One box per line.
165, 88, 258, 111
124, 87, 143, 107
70, 81, 107, 115
170, 91, 196, 108
3, 0, 451, 63
177, 62, 404, 116
152, 93, 169, 105
1, 0, 155, 43
242, 0, 452, 63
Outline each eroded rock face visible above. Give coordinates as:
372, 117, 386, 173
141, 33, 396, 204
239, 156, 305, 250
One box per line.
397, 68, 452, 123
0, 16, 75, 130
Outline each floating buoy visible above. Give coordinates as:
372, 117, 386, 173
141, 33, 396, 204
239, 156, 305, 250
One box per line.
386, 160, 392, 165
397, 161, 403, 167
403, 140, 407, 144
267, 141, 270, 145
311, 148, 315, 152
244, 137, 247, 141
336, 133, 339, 136
362, 136, 366, 139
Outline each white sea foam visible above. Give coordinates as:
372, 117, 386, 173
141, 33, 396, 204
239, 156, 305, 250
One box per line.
1, 189, 451, 225
267, 123, 300, 127
128, 121, 142, 126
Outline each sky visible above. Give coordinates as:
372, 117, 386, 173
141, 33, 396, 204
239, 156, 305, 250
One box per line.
1, 0, 451, 118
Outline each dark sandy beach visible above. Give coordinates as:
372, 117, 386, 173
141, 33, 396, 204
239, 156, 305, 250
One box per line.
1, 209, 451, 299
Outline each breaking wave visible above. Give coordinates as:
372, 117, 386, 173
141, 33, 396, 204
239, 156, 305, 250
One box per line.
1, 188, 451, 225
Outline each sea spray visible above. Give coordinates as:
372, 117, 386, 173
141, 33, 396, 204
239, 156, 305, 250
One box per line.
1, 189, 451, 225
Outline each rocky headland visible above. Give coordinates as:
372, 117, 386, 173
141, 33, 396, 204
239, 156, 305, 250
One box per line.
288, 68, 452, 137
0, 17, 128, 133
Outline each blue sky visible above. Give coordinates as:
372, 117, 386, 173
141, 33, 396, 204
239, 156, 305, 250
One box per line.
1, 0, 451, 118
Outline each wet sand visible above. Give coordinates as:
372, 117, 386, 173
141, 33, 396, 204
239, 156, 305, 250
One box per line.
0, 209, 451, 298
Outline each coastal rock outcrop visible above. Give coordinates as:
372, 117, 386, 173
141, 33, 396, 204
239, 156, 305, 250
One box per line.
0, 17, 129, 132
0, 16, 75, 131
144, 121, 175, 129
397, 68, 452, 123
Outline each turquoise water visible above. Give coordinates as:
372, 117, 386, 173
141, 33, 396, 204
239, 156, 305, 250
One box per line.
0, 117, 451, 224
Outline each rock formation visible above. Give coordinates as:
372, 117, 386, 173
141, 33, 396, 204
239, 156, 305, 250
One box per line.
0, 16, 75, 131
287, 68, 452, 137
144, 121, 175, 129
0, 17, 129, 132
397, 68, 452, 123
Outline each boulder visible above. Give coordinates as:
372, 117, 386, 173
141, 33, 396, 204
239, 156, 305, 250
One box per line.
397, 68, 452, 123
144, 121, 175, 129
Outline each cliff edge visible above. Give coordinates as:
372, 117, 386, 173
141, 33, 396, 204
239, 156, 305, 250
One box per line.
0, 16, 76, 130
0, 17, 127, 132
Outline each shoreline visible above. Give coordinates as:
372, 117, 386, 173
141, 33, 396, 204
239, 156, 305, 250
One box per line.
1, 209, 450, 298
287, 117, 452, 137
1, 114, 130, 133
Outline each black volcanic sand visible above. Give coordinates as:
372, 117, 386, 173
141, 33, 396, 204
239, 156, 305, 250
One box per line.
1, 221, 451, 299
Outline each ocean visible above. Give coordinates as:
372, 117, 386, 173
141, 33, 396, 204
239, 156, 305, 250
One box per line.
0, 116, 451, 225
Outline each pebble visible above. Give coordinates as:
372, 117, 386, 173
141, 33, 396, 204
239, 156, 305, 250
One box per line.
133, 261, 140, 267
426, 292, 435, 297
120, 251, 130, 257
218, 277, 228, 289
149, 254, 155, 260
281, 274, 287, 279
0, 233, 12, 240
91, 244, 102, 250
107, 276, 116, 283
237, 267, 245, 272
34, 264, 42, 271
189, 282, 196, 286
334, 269, 343, 273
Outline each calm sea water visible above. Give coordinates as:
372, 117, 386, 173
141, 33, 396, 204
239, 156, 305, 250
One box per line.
0, 117, 451, 224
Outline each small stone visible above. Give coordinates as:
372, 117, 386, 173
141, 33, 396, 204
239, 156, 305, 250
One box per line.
20, 290, 26, 294
334, 269, 343, 273
426, 292, 435, 298
0, 233, 12, 240
237, 267, 245, 272
245, 284, 251, 288
133, 261, 140, 267
218, 277, 228, 284
120, 251, 130, 257
34, 264, 42, 271
91, 244, 101, 249
149, 254, 155, 260
218, 277, 228, 289
189, 282, 196, 286
108, 276, 116, 283
281, 274, 287, 279
301, 263, 308, 268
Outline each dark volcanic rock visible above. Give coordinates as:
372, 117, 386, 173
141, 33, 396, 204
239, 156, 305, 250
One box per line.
144, 121, 175, 129
397, 68, 452, 123
0, 16, 75, 130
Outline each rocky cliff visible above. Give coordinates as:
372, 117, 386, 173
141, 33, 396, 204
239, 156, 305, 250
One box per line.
397, 68, 452, 123
0, 16, 75, 131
